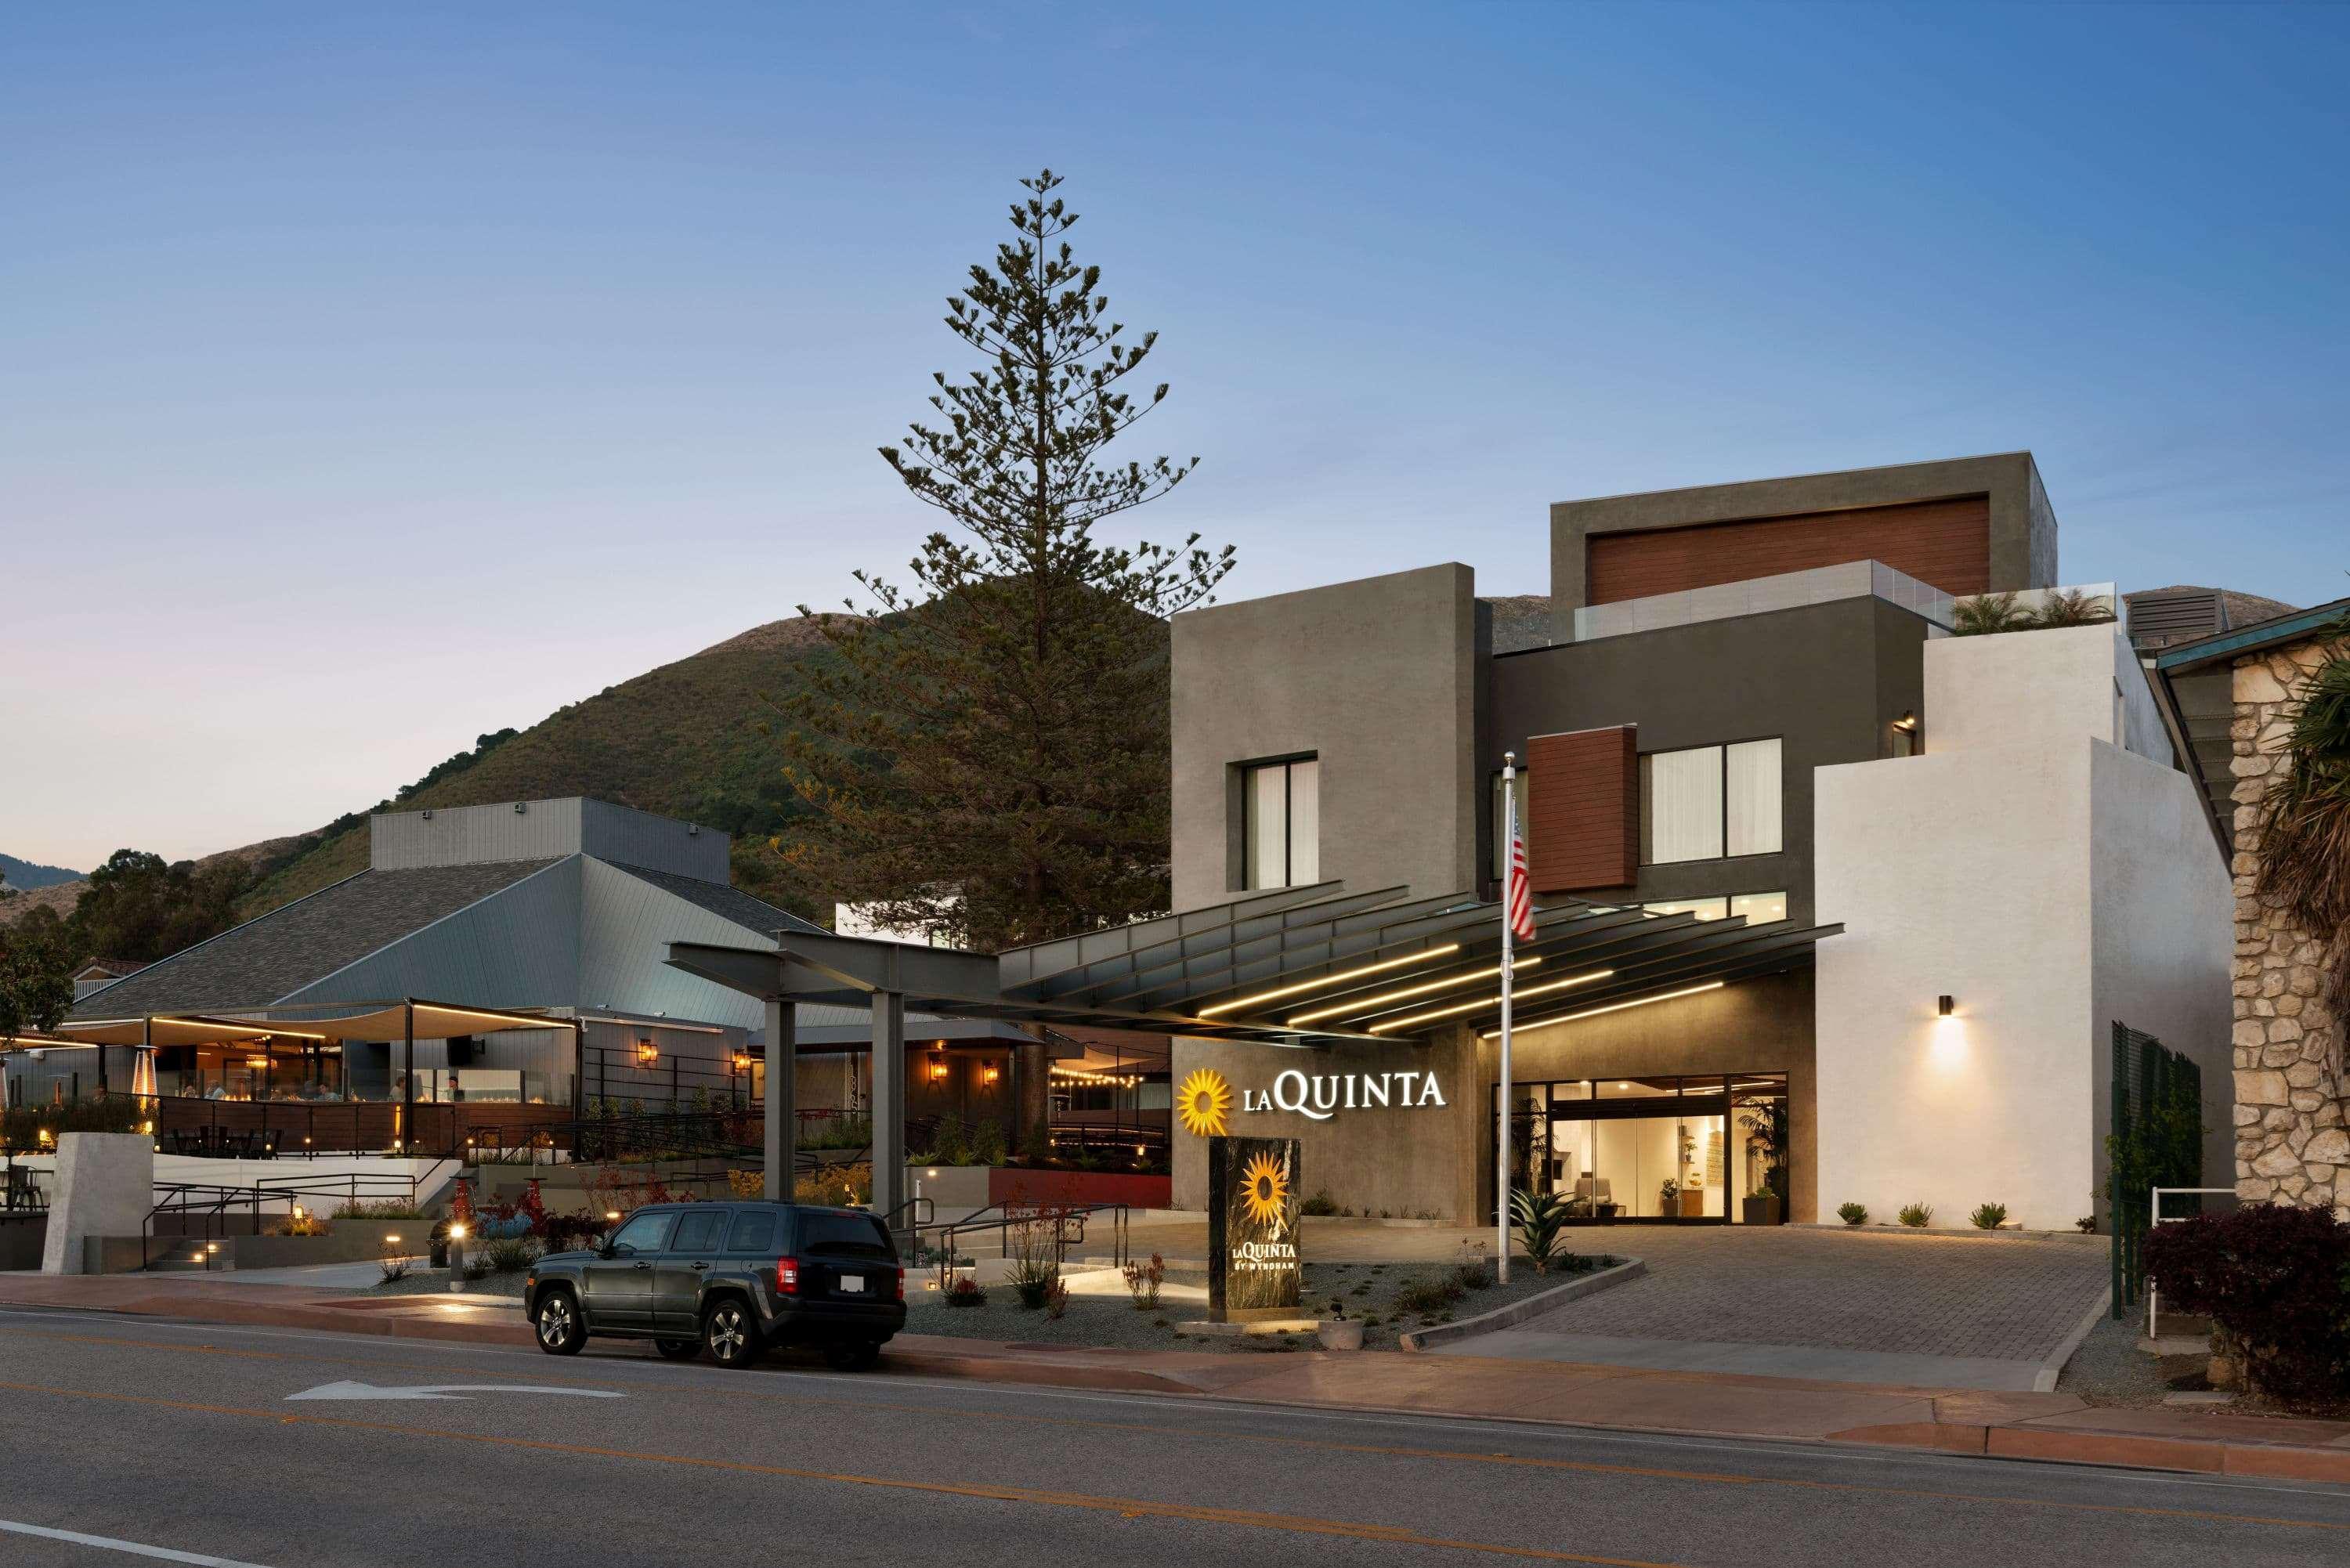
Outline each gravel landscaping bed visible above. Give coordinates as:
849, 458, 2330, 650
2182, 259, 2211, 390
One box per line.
906, 1255, 1622, 1354
2055, 1310, 2174, 1407
371, 1266, 530, 1300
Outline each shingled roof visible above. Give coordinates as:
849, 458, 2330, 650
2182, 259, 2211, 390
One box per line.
66, 858, 562, 1019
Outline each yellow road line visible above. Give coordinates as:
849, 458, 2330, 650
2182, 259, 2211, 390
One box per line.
3, 1325, 2342, 1535
0, 1379, 1679, 1566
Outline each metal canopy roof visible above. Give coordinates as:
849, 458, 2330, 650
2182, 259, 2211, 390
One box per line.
670, 883, 1838, 1047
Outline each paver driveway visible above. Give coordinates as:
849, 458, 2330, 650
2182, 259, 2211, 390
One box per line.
1436, 1227, 2111, 1392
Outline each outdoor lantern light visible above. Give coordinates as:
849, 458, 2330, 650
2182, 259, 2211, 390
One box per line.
634, 1040, 660, 1067
1893, 710, 1920, 732
732, 1052, 753, 1073
450, 1223, 468, 1241
928, 1059, 949, 1082
605, 1209, 621, 1222
1938, 995, 1955, 1017
982, 1064, 1000, 1085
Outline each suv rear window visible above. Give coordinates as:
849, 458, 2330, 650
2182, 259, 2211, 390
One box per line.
671, 1210, 725, 1254
794, 1212, 895, 1259
724, 1211, 776, 1253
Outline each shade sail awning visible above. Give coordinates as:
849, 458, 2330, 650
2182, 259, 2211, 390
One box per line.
40, 1000, 576, 1049
671, 883, 1840, 1046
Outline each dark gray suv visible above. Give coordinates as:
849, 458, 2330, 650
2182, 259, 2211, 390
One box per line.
525, 1201, 906, 1371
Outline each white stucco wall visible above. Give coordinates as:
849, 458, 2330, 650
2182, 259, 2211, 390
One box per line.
1814, 627, 2228, 1230
40, 1133, 156, 1274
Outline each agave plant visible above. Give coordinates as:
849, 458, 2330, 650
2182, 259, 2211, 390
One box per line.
1951, 591, 2030, 636
2254, 621, 2350, 1008
1509, 1188, 1573, 1274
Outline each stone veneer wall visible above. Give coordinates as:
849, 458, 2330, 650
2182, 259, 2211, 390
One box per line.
2230, 638, 2348, 1216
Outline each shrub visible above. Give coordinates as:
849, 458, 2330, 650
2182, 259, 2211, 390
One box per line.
1393, 1277, 1466, 1315
378, 1246, 411, 1284
479, 1234, 543, 1274
1970, 1202, 2008, 1230
540, 1212, 606, 1255
943, 1275, 988, 1309
334, 1199, 426, 1221
2076, 1215, 2099, 1234
1122, 1252, 1166, 1311
1300, 1189, 1340, 1217
2144, 1205, 2350, 1404
1043, 1277, 1068, 1320
794, 1162, 871, 1208
1837, 1202, 1868, 1227
1898, 1203, 1932, 1228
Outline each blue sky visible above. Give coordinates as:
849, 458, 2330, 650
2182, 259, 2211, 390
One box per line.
5, 2, 2347, 868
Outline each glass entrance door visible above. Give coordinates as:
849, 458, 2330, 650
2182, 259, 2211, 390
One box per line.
1496, 1073, 1785, 1223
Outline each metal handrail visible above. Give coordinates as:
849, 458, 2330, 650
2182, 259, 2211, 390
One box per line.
139, 1165, 449, 1271
2145, 1185, 2240, 1336
923, 1200, 1131, 1281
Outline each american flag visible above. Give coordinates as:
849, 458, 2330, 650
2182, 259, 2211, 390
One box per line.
1505, 793, 1536, 944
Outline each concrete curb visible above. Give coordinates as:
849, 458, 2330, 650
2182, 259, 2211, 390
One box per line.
1791, 1223, 2103, 1245
2031, 1287, 2113, 1393
1395, 1256, 1646, 1353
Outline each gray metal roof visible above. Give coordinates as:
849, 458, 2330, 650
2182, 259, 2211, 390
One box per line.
611, 862, 829, 938
66, 859, 562, 1020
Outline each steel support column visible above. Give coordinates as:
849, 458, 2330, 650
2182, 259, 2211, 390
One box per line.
871, 992, 906, 1223
765, 999, 795, 1202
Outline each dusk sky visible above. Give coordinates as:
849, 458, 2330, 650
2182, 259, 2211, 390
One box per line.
5, 2, 2347, 871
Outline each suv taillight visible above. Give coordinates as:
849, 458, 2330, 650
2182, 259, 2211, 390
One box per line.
776, 1256, 800, 1295
895, 1266, 906, 1302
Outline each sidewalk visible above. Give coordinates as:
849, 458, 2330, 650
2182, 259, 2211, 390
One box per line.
4, 1272, 2346, 1483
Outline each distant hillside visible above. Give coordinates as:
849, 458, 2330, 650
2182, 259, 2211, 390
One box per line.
1, 853, 82, 891
1483, 594, 1554, 653
238, 616, 848, 921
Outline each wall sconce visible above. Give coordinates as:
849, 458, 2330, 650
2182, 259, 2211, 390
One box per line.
982, 1064, 1000, 1086
1893, 711, 1920, 733
1937, 995, 1954, 1017
634, 1040, 660, 1068
732, 1052, 754, 1073
928, 1058, 950, 1082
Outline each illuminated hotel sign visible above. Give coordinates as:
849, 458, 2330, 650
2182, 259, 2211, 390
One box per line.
1206, 1136, 1302, 1321
1180, 1067, 1448, 1133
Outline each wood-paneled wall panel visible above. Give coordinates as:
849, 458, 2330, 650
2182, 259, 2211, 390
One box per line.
1525, 726, 1637, 892
1587, 495, 1991, 604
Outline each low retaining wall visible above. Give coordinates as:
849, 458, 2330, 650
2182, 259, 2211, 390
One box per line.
1397, 1257, 1647, 1352
988, 1168, 1171, 1210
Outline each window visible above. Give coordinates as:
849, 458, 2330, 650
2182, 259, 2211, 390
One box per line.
1243, 757, 1319, 889
725, 1210, 777, 1253
1730, 891, 1787, 925
1644, 897, 1729, 921
794, 1212, 895, 1260
1640, 739, 1781, 863
672, 1210, 725, 1254
1491, 770, 1531, 880
606, 1211, 673, 1256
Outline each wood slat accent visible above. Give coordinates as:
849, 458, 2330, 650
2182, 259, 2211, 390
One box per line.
1525, 726, 1637, 892
1587, 494, 1991, 604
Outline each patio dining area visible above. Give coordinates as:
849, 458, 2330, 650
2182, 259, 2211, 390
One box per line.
2, 999, 585, 1159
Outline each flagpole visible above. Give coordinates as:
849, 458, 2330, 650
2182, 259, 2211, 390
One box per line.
1498, 751, 1517, 1285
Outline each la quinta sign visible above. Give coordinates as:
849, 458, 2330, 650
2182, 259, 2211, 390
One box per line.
1245, 1068, 1448, 1122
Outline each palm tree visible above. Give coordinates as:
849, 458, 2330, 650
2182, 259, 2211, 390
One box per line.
1952, 591, 2030, 636
2255, 616, 2350, 1007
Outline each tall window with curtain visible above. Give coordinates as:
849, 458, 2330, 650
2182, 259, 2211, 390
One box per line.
1242, 757, 1319, 889
1640, 739, 1781, 864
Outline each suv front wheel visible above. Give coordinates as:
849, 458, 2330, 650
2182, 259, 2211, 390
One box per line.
703, 1298, 764, 1368
534, 1289, 585, 1357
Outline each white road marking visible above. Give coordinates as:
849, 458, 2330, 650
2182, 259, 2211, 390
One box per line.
284, 1378, 623, 1402
0, 1518, 277, 1566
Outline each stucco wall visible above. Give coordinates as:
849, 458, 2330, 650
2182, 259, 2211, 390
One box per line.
1817, 711, 2229, 1229
1170, 565, 1478, 912
1925, 623, 2171, 768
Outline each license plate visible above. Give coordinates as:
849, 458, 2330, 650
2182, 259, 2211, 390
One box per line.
837, 1274, 865, 1293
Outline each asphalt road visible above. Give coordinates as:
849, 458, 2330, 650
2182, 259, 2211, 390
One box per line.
0, 1306, 2345, 1567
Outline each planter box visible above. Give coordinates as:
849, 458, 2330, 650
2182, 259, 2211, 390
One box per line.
1676, 1190, 1705, 1218
987, 1167, 1171, 1211
1741, 1194, 1785, 1227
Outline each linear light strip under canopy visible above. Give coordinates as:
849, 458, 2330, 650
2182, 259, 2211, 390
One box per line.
1197, 942, 1459, 1018
1480, 981, 1726, 1039
1370, 968, 1614, 1034
1285, 956, 1541, 1028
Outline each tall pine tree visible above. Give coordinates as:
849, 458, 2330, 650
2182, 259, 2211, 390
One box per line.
771, 170, 1232, 952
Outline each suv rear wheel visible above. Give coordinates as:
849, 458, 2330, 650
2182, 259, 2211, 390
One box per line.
821, 1340, 881, 1372
702, 1298, 763, 1368
533, 1289, 585, 1357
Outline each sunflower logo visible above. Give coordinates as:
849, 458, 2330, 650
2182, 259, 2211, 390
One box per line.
1177, 1068, 1233, 1139
1239, 1150, 1291, 1230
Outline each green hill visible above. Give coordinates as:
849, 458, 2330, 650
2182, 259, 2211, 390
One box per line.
240, 616, 846, 922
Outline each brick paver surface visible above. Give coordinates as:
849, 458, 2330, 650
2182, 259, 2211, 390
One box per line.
1524, 1228, 2110, 1362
